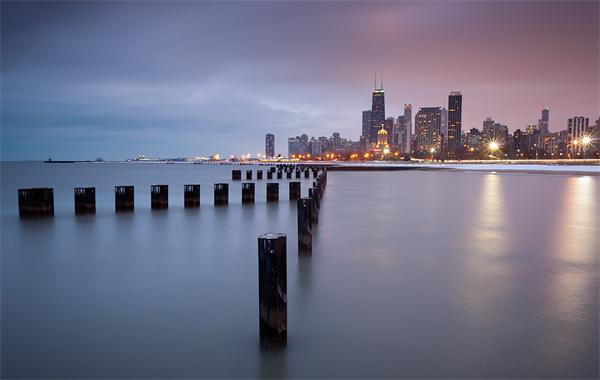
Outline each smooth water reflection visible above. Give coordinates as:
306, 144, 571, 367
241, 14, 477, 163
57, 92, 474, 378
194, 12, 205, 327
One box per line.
1, 163, 598, 379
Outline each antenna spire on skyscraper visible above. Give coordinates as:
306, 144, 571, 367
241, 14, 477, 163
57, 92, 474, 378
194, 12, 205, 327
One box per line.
381, 70, 383, 89
374, 68, 377, 90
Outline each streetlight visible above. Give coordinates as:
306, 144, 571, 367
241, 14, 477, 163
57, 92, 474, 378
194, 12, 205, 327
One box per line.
489, 142, 498, 159
430, 147, 435, 161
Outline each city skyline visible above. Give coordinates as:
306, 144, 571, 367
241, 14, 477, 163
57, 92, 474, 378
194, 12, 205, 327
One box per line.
1, 1, 598, 160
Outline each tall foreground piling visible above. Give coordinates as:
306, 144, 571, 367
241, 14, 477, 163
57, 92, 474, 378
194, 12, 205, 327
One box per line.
257, 170, 263, 180
232, 170, 242, 180
267, 183, 279, 202
214, 183, 229, 205
18, 187, 54, 217
151, 185, 168, 210
74, 187, 95, 214
242, 182, 255, 204
267, 171, 273, 179
184, 184, 200, 208
246, 170, 253, 180
115, 186, 134, 212
297, 198, 312, 254
289, 182, 301, 201
258, 233, 287, 349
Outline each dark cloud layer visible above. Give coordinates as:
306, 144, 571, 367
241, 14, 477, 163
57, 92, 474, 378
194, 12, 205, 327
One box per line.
2, 1, 598, 160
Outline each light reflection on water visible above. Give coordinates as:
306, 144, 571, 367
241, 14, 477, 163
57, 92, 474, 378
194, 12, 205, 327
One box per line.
1, 163, 598, 379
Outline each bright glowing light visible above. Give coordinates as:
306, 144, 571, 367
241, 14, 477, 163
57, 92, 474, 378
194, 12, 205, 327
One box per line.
573, 140, 579, 145
582, 137, 591, 145
490, 142, 498, 150
430, 148, 435, 153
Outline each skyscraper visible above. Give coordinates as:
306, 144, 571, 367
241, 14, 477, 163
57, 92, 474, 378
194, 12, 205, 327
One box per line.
265, 133, 274, 158
370, 87, 385, 144
538, 106, 549, 133
415, 107, 442, 153
447, 91, 462, 156
362, 110, 373, 144
403, 103, 412, 154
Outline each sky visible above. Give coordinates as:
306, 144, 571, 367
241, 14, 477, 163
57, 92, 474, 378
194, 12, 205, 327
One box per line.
1, 0, 598, 161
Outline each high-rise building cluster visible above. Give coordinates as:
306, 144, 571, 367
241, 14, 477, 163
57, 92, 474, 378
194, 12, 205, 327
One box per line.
276, 75, 599, 160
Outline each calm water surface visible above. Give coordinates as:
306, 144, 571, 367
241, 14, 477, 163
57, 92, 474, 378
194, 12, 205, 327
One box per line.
1, 162, 598, 378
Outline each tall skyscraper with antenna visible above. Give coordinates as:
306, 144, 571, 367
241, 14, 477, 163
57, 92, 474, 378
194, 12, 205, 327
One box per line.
538, 104, 549, 133
370, 71, 385, 144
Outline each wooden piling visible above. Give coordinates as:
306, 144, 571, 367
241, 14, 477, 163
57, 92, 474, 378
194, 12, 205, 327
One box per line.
115, 186, 134, 212
232, 170, 242, 180
258, 233, 287, 349
289, 182, 301, 201
295, 169, 301, 178
304, 169, 310, 178
242, 182, 255, 204
246, 170, 253, 180
297, 198, 312, 254
277, 170, 283, 179
267, 171, 273, 179
151, 185, 168, 210
267, 183, 279, 202
257, 170, 263, 180
286, 171, 292, 179
18, 187, 54, 217
309, 188, 319, 223
214, 183, 229, 205
74, 187, 95, 214
184, 184, 200, 208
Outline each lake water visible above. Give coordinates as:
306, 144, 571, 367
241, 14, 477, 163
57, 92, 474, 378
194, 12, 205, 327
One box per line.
1, 162, 598, 379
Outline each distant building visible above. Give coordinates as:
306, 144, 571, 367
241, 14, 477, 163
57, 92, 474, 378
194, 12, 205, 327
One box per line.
414, 107, 442, 153
362, 110, 373, 144
370, 88, 385, 144
265, 133, 275, 158
538, 107, 549, 133
402, 103, 412, 154
568, 117, 589, 158
447, 91, 462, 156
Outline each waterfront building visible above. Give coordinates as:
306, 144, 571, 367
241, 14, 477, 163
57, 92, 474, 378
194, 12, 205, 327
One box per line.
370, 86, 385, 144
447, 91, 462, 156
403, 104, 412, 154
414, 107, 442, 153
483, 120, 509, 148
265, 133, 275, 158
568, 117, 589, 158
384, 117, 394, 147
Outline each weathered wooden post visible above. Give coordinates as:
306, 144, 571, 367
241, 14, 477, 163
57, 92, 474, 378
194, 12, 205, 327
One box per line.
18, 187, 54, 217
295, 169, 301, 178
74, 187, 95, 214
313, 169, 319, 178
267, 170, 273, 179
115, 186, 134, 212
304, 168, 310, 178
257, 170, 263, 180
277, 170, 283, 179
309, 188, 319, 223
289, 182, 301, 201
258, 233, 287, 349
232, 170, 242, 180
184, 184, 200, 208
297, 198, 312, 254
246, 170, 253, 180
286, 170, 292, 179
151, 185, 168, 210
266, 183, 279, 202
214, 183, 229, 205
242, 182, 255, 204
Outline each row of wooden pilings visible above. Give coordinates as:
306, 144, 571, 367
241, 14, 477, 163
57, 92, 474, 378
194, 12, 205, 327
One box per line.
260, 170, 327, 349
231, 165, 324, 181
17, 166, 328, 351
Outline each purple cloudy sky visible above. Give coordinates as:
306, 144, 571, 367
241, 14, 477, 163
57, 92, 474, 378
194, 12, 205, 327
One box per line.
1, 1, 598, 160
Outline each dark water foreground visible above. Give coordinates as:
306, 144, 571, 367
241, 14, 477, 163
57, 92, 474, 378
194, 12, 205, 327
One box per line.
1, 162, 598, 379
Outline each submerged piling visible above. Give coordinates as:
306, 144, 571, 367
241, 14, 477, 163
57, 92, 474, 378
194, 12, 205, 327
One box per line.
184, 184, 200, 208
246, 170, 253, 180
115, 186, 134, 212
258, 233, 287, 349
151, 185, 168, 210
297, 198, 312, 254
18, 187, 54, 217
74, 187, 95, 214
267, 183, 279, 202
242, 182, 255, 204
232, 170, 242, 180
267, 171, 273, 180
214, 183, 229, 205
257, 170, 263, 180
